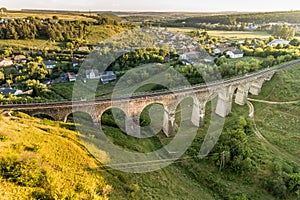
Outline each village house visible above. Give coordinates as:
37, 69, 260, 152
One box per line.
72, 58, 85, 67
85, 69, 116, 83
86, 69, 100, 79
43, 60, 56, 69
267, 39, 290, 47
212, 48, 222, 55
78, 46, 90, 51
226, 50, 244, 59
67, 72, 76, 82
100, 71, 117, 84
14, 55, 27, 63
204, 56, 214, 63
0, 87, 23, 96
0, 58, 13, 67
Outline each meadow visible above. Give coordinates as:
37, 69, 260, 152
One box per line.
0, 39, 63, 50
1, 10, 95, 21
207, 30, 271, 39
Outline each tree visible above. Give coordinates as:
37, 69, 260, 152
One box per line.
52, 16, 59, 20
0, 7, 7, 14
272, 25, 295, 40
25, 79, 47, 97
6, 25, 19, 40
212, 117, 257, 174
0, 70, 4, 82
6, 79, 13, 88
25, 62, 48, 80
66, 42, 74, 58
290, 38, 300, 46
35, 56, 44, 64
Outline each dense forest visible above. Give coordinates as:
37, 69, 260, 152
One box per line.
0, 14, 125, 41
176, 11, 300, 25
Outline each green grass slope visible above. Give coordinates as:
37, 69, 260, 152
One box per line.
0, 113, 111, 199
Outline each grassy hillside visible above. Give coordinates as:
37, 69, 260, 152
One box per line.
0, 113, 111, 199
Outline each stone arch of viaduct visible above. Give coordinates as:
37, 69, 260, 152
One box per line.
0, 70, 277, 137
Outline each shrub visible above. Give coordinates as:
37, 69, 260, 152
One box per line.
264, 176, 287, 198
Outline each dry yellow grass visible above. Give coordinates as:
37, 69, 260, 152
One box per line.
0, 112, 110, 199
1, 11, 95, 21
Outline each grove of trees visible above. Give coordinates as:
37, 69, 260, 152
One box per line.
0, 17, 90, 41
270, 25, 295, 40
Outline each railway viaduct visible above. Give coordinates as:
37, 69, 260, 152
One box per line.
1, 60, 299, 137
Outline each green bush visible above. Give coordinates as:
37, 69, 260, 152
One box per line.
264, 176, 287, 198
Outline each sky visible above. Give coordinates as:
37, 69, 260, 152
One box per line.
1, 0, 300, 12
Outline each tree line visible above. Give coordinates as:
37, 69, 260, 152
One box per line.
0, 17, 90, 41
176, 11, 300, 26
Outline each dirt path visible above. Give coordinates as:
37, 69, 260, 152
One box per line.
246, 100, 300, 164
247, 98, 299, 105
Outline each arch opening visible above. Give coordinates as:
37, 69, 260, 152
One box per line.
101, 108, 126, 130
101, 107, 167, 153
66, 111, 94, 127
175, 97, 195, 131
140, 103, 164, 127
33, 113, 55, 121
139, 103, 165, 138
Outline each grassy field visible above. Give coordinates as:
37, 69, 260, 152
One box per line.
0, 39, 63, 50
250, 64, 300, 101
250, 64, 300, 162
50, 80, 117, 100
86, 25, 128, 44
0, 10, 95, 21
165, 27, 271, 39
207, 30, 271, 39
165, 27, 198, 33
254, 103, 300, 159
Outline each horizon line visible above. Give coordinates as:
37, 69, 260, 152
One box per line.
9, 8, 300, 13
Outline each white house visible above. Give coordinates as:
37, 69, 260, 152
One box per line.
204, 56, 214, 63
0, 58, 13, 67
86, 69, 100, 79
180, 54, 187, 60
226, 50, 244, 59
212, 48, 222, 55
267, 39, 290, 47
78, 46, 89, 51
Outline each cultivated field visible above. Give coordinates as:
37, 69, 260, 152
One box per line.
165, 27, 272, 39
0, 10, 95, 21
207, 30, 271, 39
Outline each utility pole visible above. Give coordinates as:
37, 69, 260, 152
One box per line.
219, 151, 225, 172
